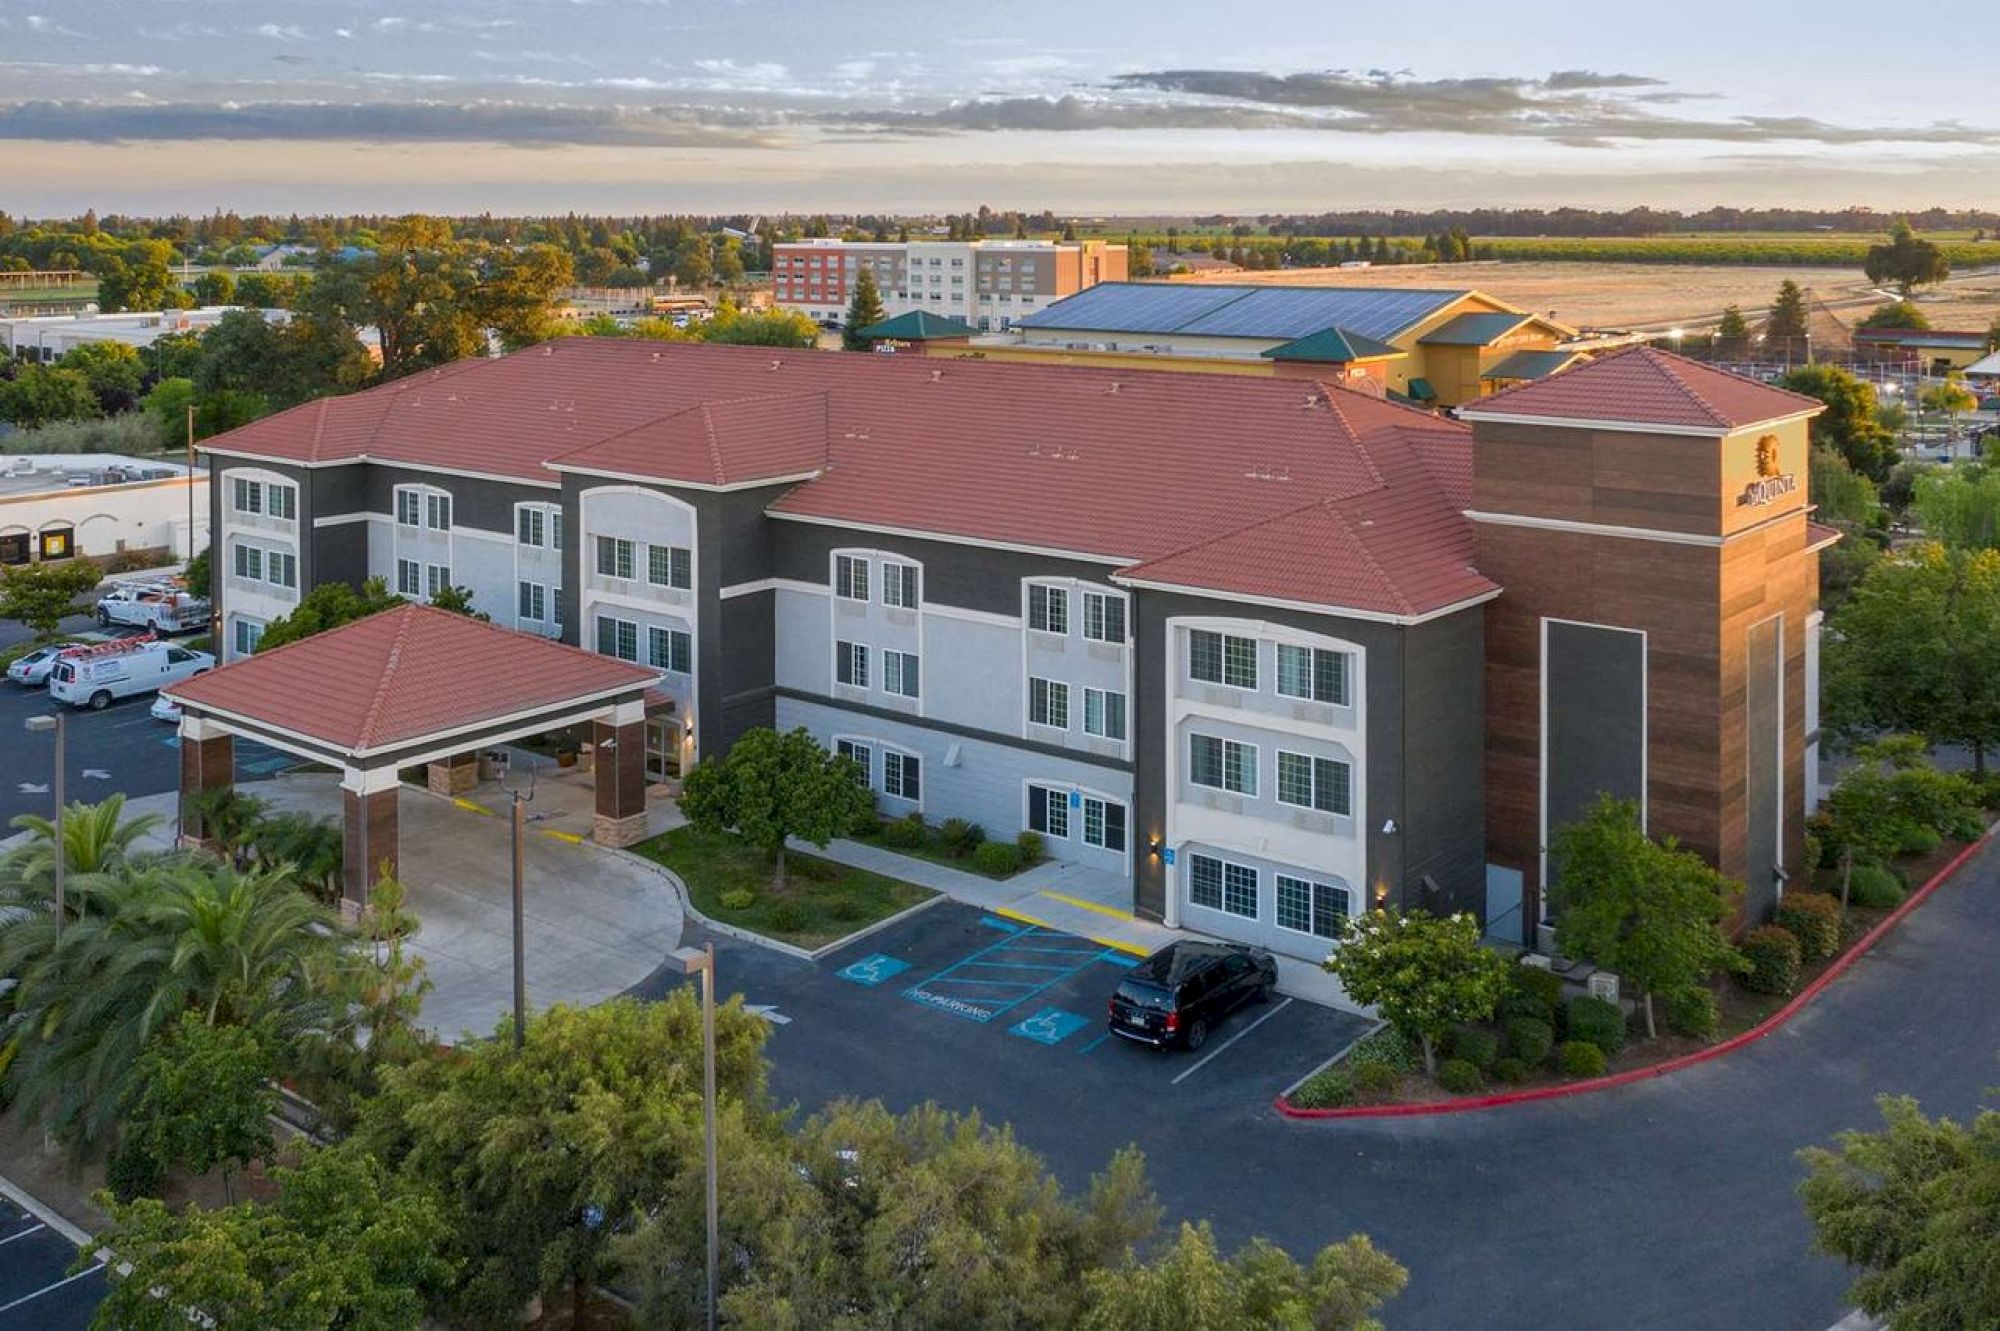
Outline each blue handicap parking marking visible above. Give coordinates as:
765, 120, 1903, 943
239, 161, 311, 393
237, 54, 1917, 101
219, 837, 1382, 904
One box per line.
978, 915, 1021, 933
838, 953, 911, 987
1009, 1007, 1091, 1046
902, 924, 1123, 1025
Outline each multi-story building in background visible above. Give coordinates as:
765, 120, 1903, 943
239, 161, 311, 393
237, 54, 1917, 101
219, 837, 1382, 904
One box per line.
770, 238, 1127, 331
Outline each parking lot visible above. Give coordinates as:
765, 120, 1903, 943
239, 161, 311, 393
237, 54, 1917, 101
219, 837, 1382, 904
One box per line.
0, 1201, 101, 1330
642, 901, 1373, 1183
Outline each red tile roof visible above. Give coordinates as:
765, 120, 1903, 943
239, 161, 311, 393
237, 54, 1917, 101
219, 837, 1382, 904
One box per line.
164, 604, 657, 755
1461, 345, 1823, 430
553, 391, 829, 487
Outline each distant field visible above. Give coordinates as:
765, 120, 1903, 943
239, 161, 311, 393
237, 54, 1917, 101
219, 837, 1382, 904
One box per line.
0, 281, 98, 304
1479, 235, 2000, 267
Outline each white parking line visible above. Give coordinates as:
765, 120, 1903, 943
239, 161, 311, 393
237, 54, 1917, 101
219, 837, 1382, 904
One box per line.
1171, 998, 1293, 1086
0, 1263, 104, 1312
0, 1222, 47, 1248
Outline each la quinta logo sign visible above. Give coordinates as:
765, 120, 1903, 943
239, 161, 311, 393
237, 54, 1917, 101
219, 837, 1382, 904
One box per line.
1735, 434, 1797, 508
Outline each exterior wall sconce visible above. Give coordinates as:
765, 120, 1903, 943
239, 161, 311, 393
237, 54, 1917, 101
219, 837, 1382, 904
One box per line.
1380, 818, 1397, 835
1147, 837, 1163, 858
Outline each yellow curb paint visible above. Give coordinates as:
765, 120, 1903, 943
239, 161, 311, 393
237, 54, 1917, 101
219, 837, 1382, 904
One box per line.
994, 906, 1056, 931
1041, 890, 1135, 922
1092, 935, 1152, 958
540, 829, 585, 845
452, 798, 495, 817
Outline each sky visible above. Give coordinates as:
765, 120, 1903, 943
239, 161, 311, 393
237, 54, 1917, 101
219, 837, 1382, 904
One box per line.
2, 0, 1997, 217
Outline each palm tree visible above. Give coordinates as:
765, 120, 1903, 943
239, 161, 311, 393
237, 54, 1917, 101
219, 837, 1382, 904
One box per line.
0, 794, 165, 918
0, 858, 353, 1152
248, 811, 345, 904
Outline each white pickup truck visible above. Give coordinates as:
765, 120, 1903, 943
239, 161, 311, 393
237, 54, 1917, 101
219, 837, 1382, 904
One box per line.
95, 582, 211, 633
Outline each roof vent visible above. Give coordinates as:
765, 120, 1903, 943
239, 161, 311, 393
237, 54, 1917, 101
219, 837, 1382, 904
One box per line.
1105, 381, 1120, 395
1302, 393, 1323, 409
929, 369, 943, 383
651, 351, 661, 362
542, 344, 554, 356
769, 358, 784, 371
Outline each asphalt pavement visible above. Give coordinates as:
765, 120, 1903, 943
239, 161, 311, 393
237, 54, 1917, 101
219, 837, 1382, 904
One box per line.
0, 1201, 101, 1330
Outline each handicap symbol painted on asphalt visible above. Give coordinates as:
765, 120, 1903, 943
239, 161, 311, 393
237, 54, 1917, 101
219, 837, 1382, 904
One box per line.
838, 953, 911, 987
1008, 1007, 1092, 1046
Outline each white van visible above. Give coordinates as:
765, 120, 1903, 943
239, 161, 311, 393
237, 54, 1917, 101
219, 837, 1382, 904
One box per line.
47, 640, 215, 710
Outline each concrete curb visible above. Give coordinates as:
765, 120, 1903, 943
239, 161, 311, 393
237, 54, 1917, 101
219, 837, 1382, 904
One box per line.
0, 1172, 94, 1247
1276, 828, 1994, 1120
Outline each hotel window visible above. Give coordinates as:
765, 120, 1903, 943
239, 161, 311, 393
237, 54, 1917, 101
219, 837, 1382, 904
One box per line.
883, 649, 920, 699
1277, 875, 1349, 939
881, 562, 919, 609
836, 640, 869, 687
1189, 734, 1257, 796
596, 535, 635, 579
1028, 784, 1070, 839
425, 493, 452, 532
648, 625, 692, 674
1188, 629, 1257, 690
1083, 687, 1126, 741
231, 477, 262, 514
1189, 854, 1258, 919
1082, 591, 1126, 644
1028, 584, 1067, 634
396, 558, 421, 596
834, 554, 869, 601
648, 544, 693, 590
883, 750, 921, 801
233, 619, 263, 657
266, 484, 296, 521
596, 615, 638, 662
1277, 752, 1351, 816
232, 543, 263, 581
835, 739, 872, 782
518, 581, 546, 621
517, 508, 546, 548
396, 490, 421, 527
1083, 796, 1126, 852
1277, 644, 1350, 706
1028, 677, 1069, 730
551, 512, 563, 551
425, 564, 450, 598
267, 551, 296, 589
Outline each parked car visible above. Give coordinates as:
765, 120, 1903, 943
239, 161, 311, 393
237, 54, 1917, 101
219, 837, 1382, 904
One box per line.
96, 582, 209, 633
47, 639, 213, 710
149, 694, 183, 724
1107, 940, 1277, 1051
5, 642, 83, 687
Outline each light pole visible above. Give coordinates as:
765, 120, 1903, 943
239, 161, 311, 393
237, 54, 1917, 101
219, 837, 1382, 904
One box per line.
23, 713, 65, 937
501, 756, 538, 1051
671, 943, 719, 1331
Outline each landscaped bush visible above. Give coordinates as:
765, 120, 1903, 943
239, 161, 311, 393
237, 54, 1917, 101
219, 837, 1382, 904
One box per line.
1664, 986, 1719, 1039
1436, 1058, 1484, 1094
1503, 1016, 1555, 1066
1848, 863, 1906, 909
1288, 1068, 1355, 1109
1946, 811, 1985, 843
1491, 1057, 1531, 1085
1899, 825, 1942, 856
879, 813, 927, 849
1563, 995, 1626, 1054
848, 807, 882, 838
972, 840, 1022, 875
104, 1138, 166, 1203
1558, 1040, 1608, 1078
826, 895, 865, 922
766, 900, 809, 934
939, 818, 985, 855
718, 888, 755, 911
1446, 1026, 1498, 1070
1503, 964, 1564, 1022
1775, 892, 1842, 961
1015, 831, 1045, 863
1740, 925, 1802, 995
1352, 1061, 1399, 1097
1345, 1026, 1420, 1075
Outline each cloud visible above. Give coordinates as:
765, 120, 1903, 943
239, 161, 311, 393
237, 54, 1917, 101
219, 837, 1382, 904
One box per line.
826, 94, 1321, 134
255, 23, 309, 41
1543, 70, 1666, 90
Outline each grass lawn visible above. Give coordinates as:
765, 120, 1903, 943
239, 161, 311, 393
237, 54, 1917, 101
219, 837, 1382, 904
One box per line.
634, 825, 934, 949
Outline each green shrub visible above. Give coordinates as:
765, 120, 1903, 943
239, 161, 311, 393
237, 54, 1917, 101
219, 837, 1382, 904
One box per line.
1437, 1058, 1484, 1094
827, 895, 865, 923
972, 840, 1023, 875
1848, 863, 1906, 909
1289, 1069, 1356, 1109
1491, 1057, 1531, 1085
1506, 963, 1564, 1018
1740, 925, 1802, 995
104, 1138, 165, 1203
1564, 995, 1626, 1054
766, 900, 809, 934
1504, 1016, 1555, 1066
1664, 986, 1719, 1039
1899, 824, 1942, 856
1972, 772, 2000, 811
1802, 832, 1825, 875
1558, 1040, 1607, 1078
1352, 1061, 1399, 1097
879, 813, 927, 849
717, 888, 755, 911
1946, 811, 1986, 843
1775, 892, 1842, 961
1015, 830, 1045, 863
1446, 1026, 1499, 1069
1346, 1026, 1420, 1074
848, 808, 882, 838
938, 819, 985, 855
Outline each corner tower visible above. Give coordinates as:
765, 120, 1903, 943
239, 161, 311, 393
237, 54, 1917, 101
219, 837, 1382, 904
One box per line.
1458, 348, 1834, 944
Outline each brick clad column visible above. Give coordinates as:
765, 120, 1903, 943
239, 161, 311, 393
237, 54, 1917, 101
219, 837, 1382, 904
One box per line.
341, 767, 400, 909
177, 716, 233, 844
427, 751, 478, 796
593, 702, 648, 848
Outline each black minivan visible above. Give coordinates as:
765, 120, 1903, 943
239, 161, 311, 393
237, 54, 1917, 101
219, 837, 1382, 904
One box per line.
1107, 940, 1278, 1051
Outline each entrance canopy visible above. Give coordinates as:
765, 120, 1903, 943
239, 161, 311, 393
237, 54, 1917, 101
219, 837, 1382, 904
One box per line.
164, 603, 661, 901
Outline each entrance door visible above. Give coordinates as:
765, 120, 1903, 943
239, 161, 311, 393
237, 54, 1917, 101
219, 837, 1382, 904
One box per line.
644, 718, 679, 782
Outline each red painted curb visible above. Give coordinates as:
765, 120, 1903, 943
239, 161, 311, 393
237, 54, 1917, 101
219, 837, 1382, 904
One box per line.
1277, 828, 1994, 1120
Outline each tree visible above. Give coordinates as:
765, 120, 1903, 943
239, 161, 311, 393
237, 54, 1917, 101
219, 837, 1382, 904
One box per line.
1912, 465, 2000, 550
0, 557, 101, 638
1822, 544, 2000, 774
842, 267, 885, 350
1920, 376, 1978, 437
1548, 797, 1742, 1039
1986, 314, 2000, 353
679, 726, 875, 885
426, 583, 488, 620
191, 270, 235, 305
1079, 1222, 1408, 1331
1816, 751, 1910, 914
0, 364, 101, 428
699, 305, 819, 348
1864, 219, 1950, 297
0, 792, 163, 919
87, 1146, 457, 1331
1798, 1095, 2000, 1331
1783, 364, 1899, 482
253, 576, 403, 651
1811, 448, 1881, 528
1767, 280, 1810, 358
672, 237, 714, 288
195, 307, 369, 412
1323, 910, 1511, 1075
231, 271, 301, 310
471, 242, 573, 352
97, 259, 187, 314
1857, 300, 1931, 331
59, 341, 144, 411
119, 1014, 276, 1202
142, 329, 204, 381
1714, 305, 1749, 356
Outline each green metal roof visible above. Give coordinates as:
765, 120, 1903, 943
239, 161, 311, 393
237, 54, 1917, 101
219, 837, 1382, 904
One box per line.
856, 310, 977, 341
1416, 311, 1533, 346
1406, 377, 1438, 402
1480, 349, 1586, 381
1258, 325, 1402, 363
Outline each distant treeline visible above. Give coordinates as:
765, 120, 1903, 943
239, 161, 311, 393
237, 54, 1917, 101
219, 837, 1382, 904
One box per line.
1181, 206, 2000, 238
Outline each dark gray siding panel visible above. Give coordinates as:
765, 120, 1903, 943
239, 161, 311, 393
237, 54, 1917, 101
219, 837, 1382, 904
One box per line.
1544, 620, 1646, 878
1743, 615, 1782, 920
771, 520, 1120, 617
363, 465, 546, 534
312, 523, 369, 592
307, 463, 367, 517
1399, 608, 1487, 917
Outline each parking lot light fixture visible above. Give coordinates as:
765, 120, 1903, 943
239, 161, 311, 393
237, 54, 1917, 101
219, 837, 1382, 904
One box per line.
672, 943, 719, 1331
23, 713, 66, 937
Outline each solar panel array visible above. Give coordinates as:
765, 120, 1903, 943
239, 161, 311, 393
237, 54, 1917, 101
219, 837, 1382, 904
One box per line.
1017, 282, 1468, 341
